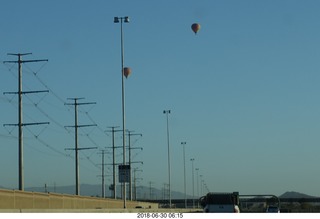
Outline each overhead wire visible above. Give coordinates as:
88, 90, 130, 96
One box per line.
1, 62, 74, 159
1, 57, 119, 179
24, 125, 70, 158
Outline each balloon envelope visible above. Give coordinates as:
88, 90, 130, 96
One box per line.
191, 23, 200, 34
123, 67, 131, 78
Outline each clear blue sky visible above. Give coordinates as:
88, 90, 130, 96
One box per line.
1, 0, 320, 198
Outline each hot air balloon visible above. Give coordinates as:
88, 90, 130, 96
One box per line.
123, 67, 131, 78
191, 23, 200, 34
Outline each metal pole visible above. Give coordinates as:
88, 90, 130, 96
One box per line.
115, 16, 129, 208
114, 16, 129, 208
107, 126, 121, 199
181, 142, 187, 208
74, 99, 80, 195
133, 168, 142, 201
126, 131, 142, 201
133, 168, 136, 201
163, 110, 171, 207
184, 144, 186, 208
128, 130, 132, 201
18, 54, 23, 191
3, 53, 48, 191
190, 158, 195, 208
112, 127, 117, 199
65, 98, 97, 196
120, 19, 127, 209
101, 150, 105, 198
200, 175, 203, 195
196, 168, 199, 208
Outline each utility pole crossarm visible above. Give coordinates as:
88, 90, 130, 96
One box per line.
21, 59, 48, 63
3, 91, 18, 95
65, 100, 97, 106
4, 59, 48, 65
65, 124, 97, 128
77, 102, 97, 105
2, 121, 49, 128
130, 161, 143, 164
130, 147, 143, 150
4, 52, 48, 64
22, 122, 49, 126
65, 147, 98, 151
77, 147, 98, 150
21, 90, 49, 94
7, 52, 32, 56
106, 146, 123, 149
78, 124, 97, 128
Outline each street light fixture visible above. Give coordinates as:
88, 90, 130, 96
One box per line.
163, 110, 171, 207
114, 16, 129, 23
181, 141, 187, 208
114, 15, 130, 209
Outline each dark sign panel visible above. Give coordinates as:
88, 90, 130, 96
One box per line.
118, 164, 130, 183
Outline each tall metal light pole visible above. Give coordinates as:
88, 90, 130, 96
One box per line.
195, 168, 199, 208
163, 110, 171, 207
200, 175, 203, 195
181, 141, 187, 208
114, 16, 129, 209
190, 158, 195, 208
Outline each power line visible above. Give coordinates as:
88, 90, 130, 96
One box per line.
36, 84, 110, 151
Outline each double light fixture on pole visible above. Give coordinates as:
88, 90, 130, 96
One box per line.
114, 16, 130, 209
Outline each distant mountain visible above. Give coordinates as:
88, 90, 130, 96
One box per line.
279, 191, 318, 199
21, 184, 191, 200
7, 185, 317, 200
26, 184, 101, 197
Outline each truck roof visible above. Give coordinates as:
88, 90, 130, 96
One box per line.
206, 193, 236, 204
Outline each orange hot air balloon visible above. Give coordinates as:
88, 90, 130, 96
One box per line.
123, 67, 131, 78
191, 23, 200, 34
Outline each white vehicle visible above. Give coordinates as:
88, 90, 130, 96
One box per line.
199, 192, 240, 213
